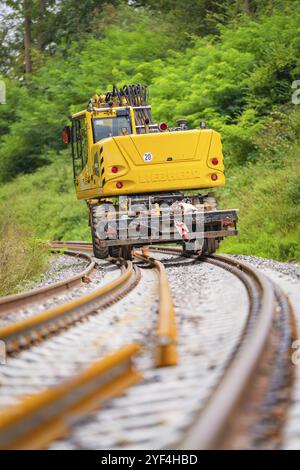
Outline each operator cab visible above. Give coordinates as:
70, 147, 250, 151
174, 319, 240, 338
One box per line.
92, 114, 132, 142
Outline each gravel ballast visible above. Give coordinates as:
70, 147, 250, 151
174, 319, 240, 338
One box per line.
48, 257, 249, 450
232, 254, 300, 450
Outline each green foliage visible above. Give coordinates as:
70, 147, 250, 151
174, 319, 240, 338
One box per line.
132, 0, 228, 37
0, 6, 176, 180
217, 135, 300, 261
2, 4, 300, 178
150, 5, 300, 164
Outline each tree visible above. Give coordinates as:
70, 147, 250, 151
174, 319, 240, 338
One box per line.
131, 0, 262, 37
53, 0, 122, 43
23, 0, 33, 75
37, 0, 46, 51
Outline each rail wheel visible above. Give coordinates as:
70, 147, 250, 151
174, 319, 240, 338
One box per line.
182, 242, 201, 257
202, 238, 219, 255
90, 205, 109, 259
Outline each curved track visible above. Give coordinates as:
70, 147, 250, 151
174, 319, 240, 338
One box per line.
0, 256, 139, 355
149, 246, 294, 449
0, 242, 294, 449
0, 242, 176, 449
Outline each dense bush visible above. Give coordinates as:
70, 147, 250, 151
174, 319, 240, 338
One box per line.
0, 8, 175, 180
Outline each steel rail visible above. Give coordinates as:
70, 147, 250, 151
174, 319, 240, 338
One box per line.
179, 253, 276, 449
0, 250, 95, 315
133, 250, 177, 367
50, 241, 93, 252
0, 241, 290, 450
148, 246, 283, 449
154, 258, 177, 367
148, 245, 184, 256
0, 343, 141, 450
0, 260, 140, 354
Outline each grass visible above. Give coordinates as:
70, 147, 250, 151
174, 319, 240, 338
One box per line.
0, 152, 89, 296
0, 151, 90, 241
0, 217, 49, 296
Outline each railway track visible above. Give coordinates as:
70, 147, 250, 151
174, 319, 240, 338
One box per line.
0, 242, 175, 449
0, 242, 295, 449
147, 246, 294, 448
47, 245, 294, 450
0, 248, 140, 354
50, 240, 94, 253
0, 250, 95, 315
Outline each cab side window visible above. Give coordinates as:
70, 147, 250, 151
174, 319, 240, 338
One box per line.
72, 118, 88, 177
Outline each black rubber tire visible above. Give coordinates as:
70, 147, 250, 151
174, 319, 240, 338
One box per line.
90, 206, 109, 259
202, 194, 218, 255
109, 246, 121, 258
108, 245, 132, 259
121, 246, 133, 260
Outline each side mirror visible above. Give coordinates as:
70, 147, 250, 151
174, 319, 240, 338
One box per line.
62, 126, 71, 144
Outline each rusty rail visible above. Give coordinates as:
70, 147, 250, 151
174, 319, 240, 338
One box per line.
50, 241, 93, 252
0, 344, 141, 450
179, 253, 276, 449
133, 250, 177, 367
147, 247, 292, 449
154, 258, 177, 367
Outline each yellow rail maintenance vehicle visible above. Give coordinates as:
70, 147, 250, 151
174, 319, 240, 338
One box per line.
62, 84, 238, 259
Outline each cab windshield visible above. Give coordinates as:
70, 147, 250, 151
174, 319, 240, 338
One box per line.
92, 116, 132, 142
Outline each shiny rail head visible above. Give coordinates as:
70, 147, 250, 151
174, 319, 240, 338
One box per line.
0, 343, 141, 450
179, 254, 277, 449
133, 250, 178, 368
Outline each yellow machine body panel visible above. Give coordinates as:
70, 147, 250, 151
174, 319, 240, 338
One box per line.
74, 116, 225, 200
